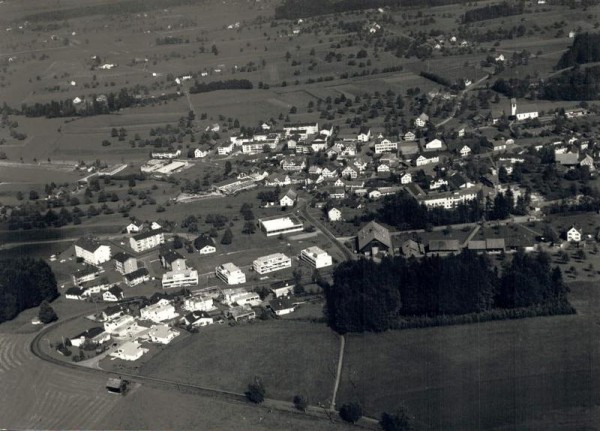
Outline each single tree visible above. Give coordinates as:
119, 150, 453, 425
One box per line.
245, 378, 266, 404
38, 300, 57, 324
380, 408, 413, 431
221, 228, 233, 245
242, 221, 256, 234
339, 402, 363, 423
293, 394, 309, 411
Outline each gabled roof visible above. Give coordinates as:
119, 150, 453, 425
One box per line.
107, 286, 124, 297
428, 239, 460, 252
74, 237, 105, 252
269, 297, 295, 312
66, 287, 86, 296
132, 229, 164, 241
160, 248, 185, 264
357, 221, 393, 251
194, 234, 215, 249
113, 252, 134, 263
283, 189, 298, 200
124, 267, 149, 281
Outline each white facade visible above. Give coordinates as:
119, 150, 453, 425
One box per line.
460, 145, 472, 157
425, 139, 443, 150
104, 315, 136, 335
420, 188, 479, 209
300, 246, 333, 269
162, 269, 199, 289
183, 296, 214, 312
374, 139, 398, 154
416, 155, 439, 166
110, 341, 148, 361
216, 263, 246, 285
253, 253, 292, 275
400, 173, 412, 184
328, 208, 342, 222
147, 324, 179, 344
259, 216, 303, 237
140, 299, 178, 323
567, 227, 581, 242
129, 231, 165, 252
74, 242, 111, 266
198, 244, 216, 254
516, 111, 539, 121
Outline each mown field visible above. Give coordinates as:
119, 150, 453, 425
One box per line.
140, 319, 341, 406
337, 281, 600, 430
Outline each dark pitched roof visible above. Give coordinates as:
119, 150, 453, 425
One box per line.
66, 287, 85, 296
160, 249, 185, 264
132, 229, 164, 241
357, 221, 393, 251
268, 297, 295, 311
428, 239, 461, 252
107, 286, 123, 296
194, 234, 215, 249
74, 237, 104, 252
113, 252, 134, 263
124, 267, 149, 281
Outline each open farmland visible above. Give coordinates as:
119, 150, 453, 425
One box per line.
337, 282, 600, 430
140, 320, 341, 405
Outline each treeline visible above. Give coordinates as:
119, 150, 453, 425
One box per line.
556, 33, 600, 69
375, 191, 483, 230
420, 71, 452, 87
462, 2, 525, 24
189, 79, 253, 94
156, 36, 189, 45
0, 258, 58, 323
20, 88, 178, 118
274, 0, 465, 20
325, 250, 571, 333
22, 0, 198, 22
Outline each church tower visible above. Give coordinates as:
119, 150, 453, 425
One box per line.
510, 98, 517, 116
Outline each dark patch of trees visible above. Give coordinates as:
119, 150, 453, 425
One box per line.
556, 33, 600, 69
462, 2, 524, 23
491, 78, 531, 99
325, 250, 571, 333
189, 79, 253, 94
419, 71, 452, 88
542, 66, 600, 101
0, 257, 58, 323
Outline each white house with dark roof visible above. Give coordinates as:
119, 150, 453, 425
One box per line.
194, 234, 216, 254
74, 237, 111, 265
566, 226, 582, 243
280, 189, 298, 207
103, 286, 124, 302
415, 113, 429, 128
328, 207, 342, 222
129, 230, 165, 252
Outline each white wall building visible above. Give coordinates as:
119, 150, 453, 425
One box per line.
258, 216, 304, 236
300, 246, 333, 269
110, 341, 148, 361
74, 238, 111, 265
216, 263, 246, 285
253, 253, 292, 275
140, 299, 178, 323
374, 139, 398, 154
162, 269, 199, 289
183, 296, 214, 312
328, 207, 342, 222
129, 230, 165, 252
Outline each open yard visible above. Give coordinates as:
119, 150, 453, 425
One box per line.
139, 319, 341, 406
337, 281, 600, 430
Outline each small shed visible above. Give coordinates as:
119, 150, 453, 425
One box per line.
106, 377, 128, 394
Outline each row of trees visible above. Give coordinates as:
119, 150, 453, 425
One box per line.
0, 258, 58, 323
462, 2, 525, 23
325, 250, 571, 333
189, 79, 253, 94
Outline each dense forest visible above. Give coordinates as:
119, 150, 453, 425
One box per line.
325, 250, 572, 333
491, 78, 531, 99
462, 2, 525, 24
542, 66, 600, 101
274, 0, 466, 20
189, 79, 253, 94
0, 258, 58, 323
556, 33, 600, 69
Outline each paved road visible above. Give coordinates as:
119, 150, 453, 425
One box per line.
435, 74, 490, 128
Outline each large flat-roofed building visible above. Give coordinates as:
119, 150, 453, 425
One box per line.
161, 269, 199, 289
253, 253, 292, 275
130, 229, 165, 253
215, 263, 246, 285
300, 246, 333, 269
258, 215, 303, 237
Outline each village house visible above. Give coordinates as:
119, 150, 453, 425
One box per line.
415, 113, 429, 128
404, 131, 416, 141
217, 142, 235, 155
65, 287, 86, 300
281, 157, 306, 171
460, 145, 472, 157
70, 327, 110, 347
194, 148, 209, 158
377, 163, 391, 174
113, 252, 138, 275
328, 207, 342, 222
400, 172, 412, 184
140, 299, 178, 323
181, 311, 214, 327
147, 324, 179, 344
103, 286, 124, 302
183, 295, 214, 312
124, 268, 150, 286
72, 265, 103, 286
74, 237, 111, 265
194, 234, 216, 254
280, 189, 298, 207
159, 248, 187, 271
415, 155, 440, 167
341, 166, 358, 179
321, 167, 338, 179
357, 221, 394, 256
375, 139, 398, 154
226, 305, 256, 322
566, 226, 582, 243
110, 341, 148, 361
270, 280, 295, 298
268, 298, 296, 316
357, 130, 371, 142
425, 138, 443, 151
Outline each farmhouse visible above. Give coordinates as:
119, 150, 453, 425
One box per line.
130, 230, 165, 252
427, 239, 461, 255
258, 215, 303, 236
216, 263, 246, 285
162, 269, 199, 289
460, 145, 472, 157
425, 139, 443, 151
415, 113, 429, 128
124, 268, 150, 286
300, 246, 333, 268
194, 234, 216, 254
74, 237, 111, 265
70, 327, 110, 347
357, 221, 393, 256
415, 155, 440, 167
110, 341, 148, 361
400, 239, 425, 257
113, 252, 138, 275
280, 189, 298, 207
253, 253, 292, 275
